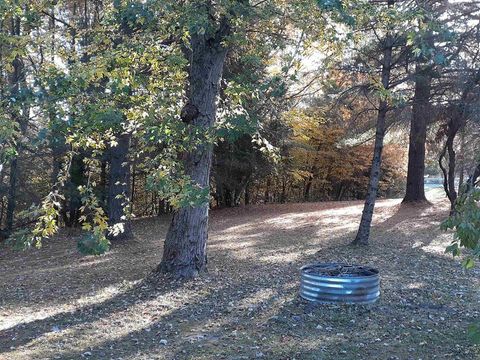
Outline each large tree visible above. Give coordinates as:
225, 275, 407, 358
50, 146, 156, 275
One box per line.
157, 2, 232, 278
1, 1, 34, 236
403, 51, 433, 203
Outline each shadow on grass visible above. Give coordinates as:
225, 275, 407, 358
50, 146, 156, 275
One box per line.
1, 199, 477, 359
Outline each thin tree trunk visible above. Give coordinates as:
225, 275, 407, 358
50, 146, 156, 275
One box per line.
67, 153, 85, 227
100, 156, 107, 206
446, 135, 457, 208
5, 158, 18, 233
352, 3, 394, 245
130, 155, 136, 214
107, 133, 133, 241
352, 105, 389, 245
304, 176, 313, 201
403, 66, 432, 203
244, 182, 250, 205
158, 26, 229, 278
280, 177, 287, 203
439, 118, 462, 211
465, 163, 480, 192
264, 178, 271, 203
336, 184, 345, 201
458, 127, 465, 189
5, 16, 26, 235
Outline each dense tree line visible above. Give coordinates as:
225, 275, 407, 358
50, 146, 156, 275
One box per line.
0, 0, 479, 278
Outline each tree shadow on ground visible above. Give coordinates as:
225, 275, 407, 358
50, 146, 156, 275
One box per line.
1, 198, 478, 359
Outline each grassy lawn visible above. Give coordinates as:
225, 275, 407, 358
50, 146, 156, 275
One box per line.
1, 191, 479, 359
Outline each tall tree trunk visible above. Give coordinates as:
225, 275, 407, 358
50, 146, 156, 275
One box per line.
107, 133, 133, 241
67, 153, 85, 227
352, 105, 389, 245
352, 4, 394, 245
403, 66, 432, 203
158, 28, 229, 278
5, 16, 26, 235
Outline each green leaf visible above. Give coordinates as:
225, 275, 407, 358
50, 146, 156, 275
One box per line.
462, 258, 475, 270
433, 53, 446, 65
468, 323, 480, 344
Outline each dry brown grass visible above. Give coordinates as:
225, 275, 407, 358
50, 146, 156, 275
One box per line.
1, 190, 479, 359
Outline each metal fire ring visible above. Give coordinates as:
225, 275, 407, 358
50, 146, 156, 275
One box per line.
300, 263, 380, 304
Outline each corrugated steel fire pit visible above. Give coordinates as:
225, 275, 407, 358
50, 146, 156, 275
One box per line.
300, 263, 380, 304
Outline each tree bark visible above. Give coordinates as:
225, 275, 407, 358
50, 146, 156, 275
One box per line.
336, 184, 345, 201
352, 4, 394, 245
439, 69, 480, 211
107, 133, 133, 241
280, 177, 287, 203
465, 162, 480, 192
439, 116, 463, 211
264, 178, 271, 203
157, 28, 229, 278
403, 66, 432, 203
99, 156, 107, 206
304, 176, 313, 201
244, 182, 250, 205
5, 158, 18, 233
458, 127, 465, 189
352, 105, 389, 245
66, 153, 85, 227
5, 16, 27, 235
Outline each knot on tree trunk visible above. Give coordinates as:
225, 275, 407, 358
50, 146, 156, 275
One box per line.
181, 103, 199, 124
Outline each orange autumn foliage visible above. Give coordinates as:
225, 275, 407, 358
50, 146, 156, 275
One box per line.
283, 110, 406, 201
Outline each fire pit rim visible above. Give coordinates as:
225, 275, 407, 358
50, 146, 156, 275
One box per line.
299, 262, 381, 304
300, 262, 379, 280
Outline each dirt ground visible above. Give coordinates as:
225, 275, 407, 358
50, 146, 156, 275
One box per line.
1, 190, 479, 360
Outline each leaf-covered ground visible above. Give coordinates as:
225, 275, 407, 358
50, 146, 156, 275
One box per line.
1, 190, 479, 359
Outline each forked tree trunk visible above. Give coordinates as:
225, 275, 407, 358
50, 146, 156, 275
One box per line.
439, 111, 464, 212
439, 69, 480, 211
158, 30, 228, 278
403, 65, 432, 203
107, 133, 133, 241
352, 4, 394, 245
